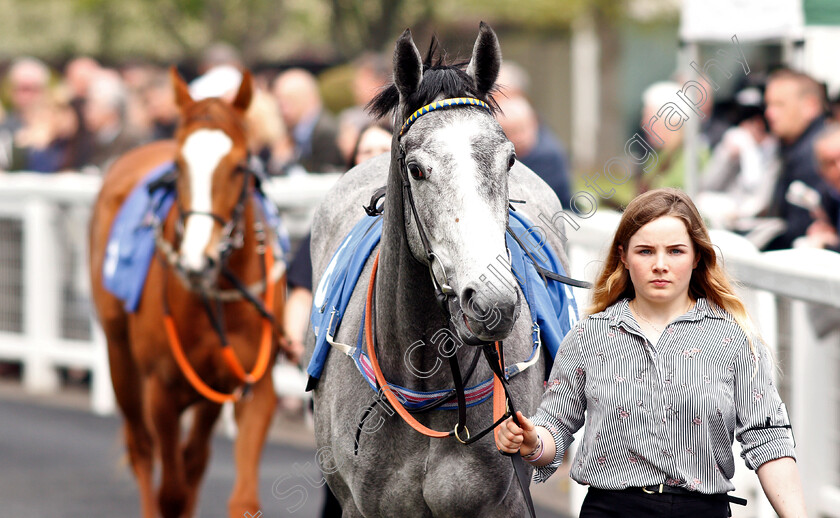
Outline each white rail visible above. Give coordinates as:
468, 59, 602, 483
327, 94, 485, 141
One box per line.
0, 171, 340, 415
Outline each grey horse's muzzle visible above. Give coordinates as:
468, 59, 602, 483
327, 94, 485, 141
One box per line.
447, 286, 521, 346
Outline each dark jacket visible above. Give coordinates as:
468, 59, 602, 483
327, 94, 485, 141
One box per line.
298, 112, 343, 174
820, 185, 840, 254
764, 115, 829, 250
519, 124, 573, 207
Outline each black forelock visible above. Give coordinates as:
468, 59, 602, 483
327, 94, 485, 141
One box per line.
367, 36, 499, 123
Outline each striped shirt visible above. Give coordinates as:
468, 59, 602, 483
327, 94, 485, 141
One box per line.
530, 297, 795, 494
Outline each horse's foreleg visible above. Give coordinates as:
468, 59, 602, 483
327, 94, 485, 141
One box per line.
229, 375, 277, 517
146, 376, 188, 518
105, 335, 157, 518
181, 399, 223, 516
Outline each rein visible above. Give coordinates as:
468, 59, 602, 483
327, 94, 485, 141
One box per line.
157, 160, 280, 403
365, 251, 513, 442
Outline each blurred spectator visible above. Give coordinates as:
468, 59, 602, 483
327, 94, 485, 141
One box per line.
336, 53, 390, 164
143, 69, 179, 141
271, 68, 343, 173
245, 88, 303, 177
696, 86, 781, 237
353, 52, 390, 107
830, 91, 840, 123
637, 81, 709, 196
0, 57, 51, 170
337, 107, 376, 164
1, 57, 50, 132
796, 123, 840, 252
65, 57, 100, 103
762, 69, 829, 250
496, 94, 573, 205
63, 56, 100, 168
497, 61, 530, 99
699, 88, 729, 151
11, 88, 82, 172
199, 42, 243, 75
119, 61, 159, 136
347, 123, 391, 170
0, 59, 82, 173
83, 70, 147, 172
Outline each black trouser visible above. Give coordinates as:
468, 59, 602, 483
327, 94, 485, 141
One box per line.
580, 488, 731, 518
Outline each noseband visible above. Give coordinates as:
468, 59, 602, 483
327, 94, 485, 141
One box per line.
175, 159, 256, 263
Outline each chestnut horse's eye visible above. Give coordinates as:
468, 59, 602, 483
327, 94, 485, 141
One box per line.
407, 163, 425, 180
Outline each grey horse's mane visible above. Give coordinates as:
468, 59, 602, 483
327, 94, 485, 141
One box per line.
367, 37, 501, 122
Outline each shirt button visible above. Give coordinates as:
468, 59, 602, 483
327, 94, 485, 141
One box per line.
662, 449, 672, 457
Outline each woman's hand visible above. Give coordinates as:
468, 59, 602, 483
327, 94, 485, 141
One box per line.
496, 411, 539, 455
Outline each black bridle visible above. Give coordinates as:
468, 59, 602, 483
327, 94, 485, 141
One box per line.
174, 159, 256, 265
152, 156, 279, 372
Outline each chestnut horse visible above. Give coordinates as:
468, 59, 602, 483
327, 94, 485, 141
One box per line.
89, 69, 286, 517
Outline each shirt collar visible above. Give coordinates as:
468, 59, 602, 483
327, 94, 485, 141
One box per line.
591, 297, 730, 328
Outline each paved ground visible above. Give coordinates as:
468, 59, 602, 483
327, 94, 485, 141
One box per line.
0, 384, 572, 517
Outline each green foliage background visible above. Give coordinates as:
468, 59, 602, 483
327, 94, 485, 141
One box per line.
0, 0, 634, 65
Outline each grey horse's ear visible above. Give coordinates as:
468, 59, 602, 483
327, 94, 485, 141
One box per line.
393, 28, 423, 100
466, 22, 501, 97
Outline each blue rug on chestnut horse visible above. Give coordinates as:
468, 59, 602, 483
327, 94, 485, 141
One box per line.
306, 208, 580, 397
102, 162, 289, 312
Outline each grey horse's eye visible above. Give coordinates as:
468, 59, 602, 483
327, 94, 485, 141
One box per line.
507, 153, 516, 171
408, 163, 426, 180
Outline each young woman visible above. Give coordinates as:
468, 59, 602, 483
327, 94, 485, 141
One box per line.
496, 188, 807, 517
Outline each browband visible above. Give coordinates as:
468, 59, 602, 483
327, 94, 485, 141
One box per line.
399, 97, 492, 137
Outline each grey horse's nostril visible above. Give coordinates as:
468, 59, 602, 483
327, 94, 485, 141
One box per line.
461, 287, 477, 309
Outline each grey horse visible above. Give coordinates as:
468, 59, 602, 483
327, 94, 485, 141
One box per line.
305, 23, 573, 517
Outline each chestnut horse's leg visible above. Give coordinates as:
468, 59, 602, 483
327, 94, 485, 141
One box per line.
228, 374, 277, 517
146, 376, 188, 518
102, 321, 157, 518
181, 399, 223, 516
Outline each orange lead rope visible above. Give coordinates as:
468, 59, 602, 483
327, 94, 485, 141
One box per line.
165, 240, 276, 404
365, 250, 508, 440
491, 347, 507, 446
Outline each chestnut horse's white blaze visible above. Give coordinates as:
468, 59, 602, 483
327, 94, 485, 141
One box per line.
179, 128, 233, 272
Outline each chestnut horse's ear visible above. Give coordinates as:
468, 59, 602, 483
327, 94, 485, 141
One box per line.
170, 66, 193, 110
466, 22, 501, 97
231, 70, 253, 113
393, 28, 423, 101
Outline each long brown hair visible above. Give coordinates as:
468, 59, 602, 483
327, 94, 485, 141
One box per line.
588, 188, 763, 361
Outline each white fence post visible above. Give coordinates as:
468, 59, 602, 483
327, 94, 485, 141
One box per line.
22, 198, 59, 393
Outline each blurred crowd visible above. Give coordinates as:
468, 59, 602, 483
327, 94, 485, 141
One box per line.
0, 44, 399, 179
627, 69, 840, 254
2, 44, 838, 255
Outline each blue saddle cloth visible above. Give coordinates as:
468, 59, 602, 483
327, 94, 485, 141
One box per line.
102, 162, 290, 312
306, 208, 579, 395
